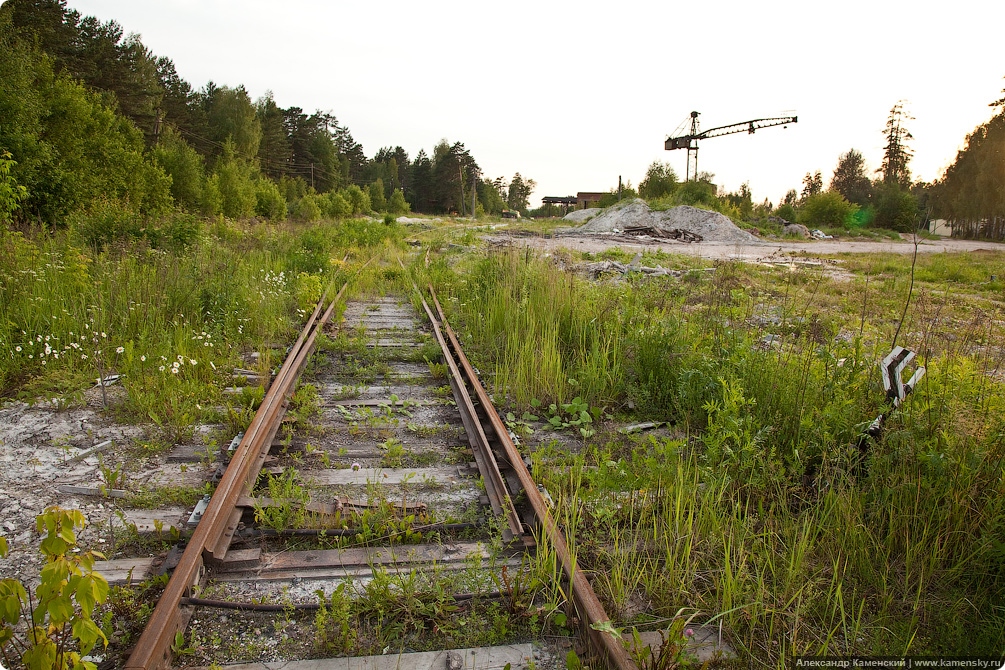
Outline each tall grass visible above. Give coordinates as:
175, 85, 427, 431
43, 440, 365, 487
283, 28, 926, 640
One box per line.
428, 248, 1005, 660
1, 213, 406, 428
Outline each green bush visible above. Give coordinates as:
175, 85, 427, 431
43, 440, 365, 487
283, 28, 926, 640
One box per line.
324, 192, 351, 219
774, 203, 797, 223
388, 189, 409, 215
639, 161, 679, 200
152, 127, 204, 212
342, 185, 371, 216
293, 194, 322, 222
201, 173, 223, 216
873, 183, 920, 232
215, 148, 257, 219
369, 179, 386, 212
254, 179, 287, 220
798, 190, 858, 227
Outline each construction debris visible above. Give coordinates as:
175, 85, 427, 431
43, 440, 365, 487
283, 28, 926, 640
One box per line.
582, 260, 716, 279
622, 225, 703, 242
565, 199, 759, 244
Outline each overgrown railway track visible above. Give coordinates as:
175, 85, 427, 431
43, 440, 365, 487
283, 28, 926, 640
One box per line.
118, 276, 634, 670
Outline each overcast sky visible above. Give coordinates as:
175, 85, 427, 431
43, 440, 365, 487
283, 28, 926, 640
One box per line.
69, 0, 1005, 208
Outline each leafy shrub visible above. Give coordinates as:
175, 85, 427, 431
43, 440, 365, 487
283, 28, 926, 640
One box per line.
0, 151, 28, 222
341, 185, 371, 215
215, 149, 257, 219
293, 194, 322, 222
798, 190, 858, 227
254, 179, 287, 220
873, 183, 920, 232
201, 173, 223, 216
152, 127, 204, 211
324, 192, 351, 219
639, 161, 679, 200
388, 189, 409, 215
0, 507, 109, 670
368, 179, 386, 212
774, 203, 797, 223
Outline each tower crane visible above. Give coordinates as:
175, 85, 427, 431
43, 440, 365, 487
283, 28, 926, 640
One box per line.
665, 111, 798, 181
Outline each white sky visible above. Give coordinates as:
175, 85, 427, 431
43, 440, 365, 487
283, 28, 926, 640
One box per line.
69, 0, 1005, 208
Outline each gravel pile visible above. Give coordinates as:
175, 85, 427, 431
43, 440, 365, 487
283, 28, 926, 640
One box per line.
562, 208, 602, 223
567, 199, 759, 244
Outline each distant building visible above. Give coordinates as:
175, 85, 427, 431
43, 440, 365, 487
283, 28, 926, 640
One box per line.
576, 192, 606, 209
929, 219, 951, 236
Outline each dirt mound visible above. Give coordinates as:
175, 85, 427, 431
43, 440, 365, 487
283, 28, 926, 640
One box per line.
568, 199, 759, 244
562, 208, 601, 223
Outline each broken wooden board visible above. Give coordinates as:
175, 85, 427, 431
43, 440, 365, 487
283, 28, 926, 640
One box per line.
302, 466, 474, 486
94, 557, 156, 585
213, 541, 492, 576
190, 644, 534, 669
56, 484, 127, 498
113, 507, 188, 533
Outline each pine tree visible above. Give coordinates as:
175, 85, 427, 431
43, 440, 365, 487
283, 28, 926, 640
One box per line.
830, 149, 873, 206
880, 101, 914, 187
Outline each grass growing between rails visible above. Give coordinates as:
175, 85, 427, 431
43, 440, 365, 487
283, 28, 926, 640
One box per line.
417, 248, 1005, 660
0, 211, 408, 432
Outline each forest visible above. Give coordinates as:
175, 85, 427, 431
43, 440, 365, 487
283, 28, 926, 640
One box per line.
0, 0, 536, 227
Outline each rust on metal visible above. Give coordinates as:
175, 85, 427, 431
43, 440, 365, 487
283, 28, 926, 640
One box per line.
428, 287, 638, 670
124, 281, 350, 670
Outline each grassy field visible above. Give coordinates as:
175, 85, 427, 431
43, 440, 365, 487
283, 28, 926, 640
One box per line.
2, 212, 1003, 665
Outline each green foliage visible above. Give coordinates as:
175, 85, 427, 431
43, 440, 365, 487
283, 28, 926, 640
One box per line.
200, 173, 222, 216
387, 188, 409, 215
0, 25, 171, 220
830, 148, 873, 207
638, 161, 679, 200
152, 127, 205, 211
342, 185, 371, 215
872, 182, 920, 232
932, 95, 1005, 239
68, 199, 203, 250
798, 190, 858, 227
323, 191, 351, 219
672, 178, 718, 208
774, 203, 797, 223
215, 143, 257, 219
0, 507, 109, 670
0, 151, 28, 222
368, 179, 386, 213
507, 173, 536, 212
253, 178, 287, 220
292, 194, 322, 222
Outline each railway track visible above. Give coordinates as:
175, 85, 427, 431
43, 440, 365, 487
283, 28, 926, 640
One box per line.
115, 280, 635, 670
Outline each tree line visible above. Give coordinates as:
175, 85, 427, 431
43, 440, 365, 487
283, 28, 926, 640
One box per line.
930, 86, 1005, 240
0, 0, 536, 225
607, 103, 934, 234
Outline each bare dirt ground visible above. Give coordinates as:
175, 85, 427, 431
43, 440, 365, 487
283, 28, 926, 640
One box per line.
485, 231, 1005, 261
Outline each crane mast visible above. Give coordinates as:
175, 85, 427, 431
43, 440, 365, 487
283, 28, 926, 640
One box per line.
665, 110, 798, 181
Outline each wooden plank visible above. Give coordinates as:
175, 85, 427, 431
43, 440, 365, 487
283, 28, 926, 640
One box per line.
95, 558, 156, 585
210, 556, 524, 584
209, 548, 261, 570
57, 484, 128, 498
329, 398, 435, 407
215, 541, 491, 574
304, 466, 473, 485
114, 508, 188, 534
235, 496, 338, 516
189, 644, 534, 669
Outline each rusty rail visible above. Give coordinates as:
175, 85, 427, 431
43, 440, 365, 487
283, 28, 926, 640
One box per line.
424, 286, 637, 670
124, 281, 350, 670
